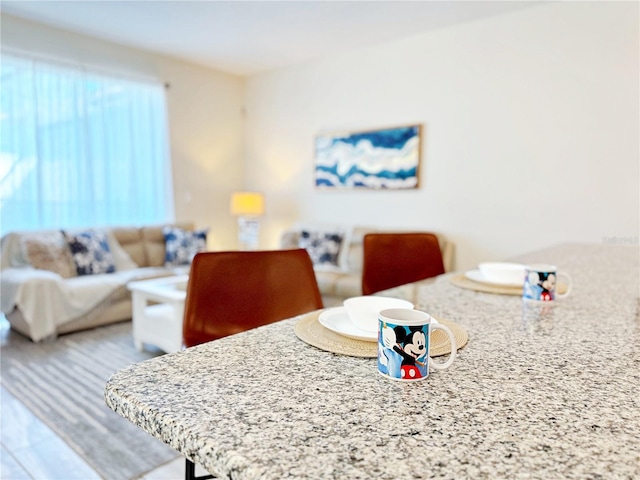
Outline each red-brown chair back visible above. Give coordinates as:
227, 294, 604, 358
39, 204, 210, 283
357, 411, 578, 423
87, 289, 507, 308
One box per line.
362, 233, 445, 295
182, 249, 323, 348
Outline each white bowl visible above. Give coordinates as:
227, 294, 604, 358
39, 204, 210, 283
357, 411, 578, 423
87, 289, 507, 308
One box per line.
343, 296, 414, 333
478, 262, 526, 285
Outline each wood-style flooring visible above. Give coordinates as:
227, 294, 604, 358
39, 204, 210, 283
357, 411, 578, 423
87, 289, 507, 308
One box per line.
0, 316, 209, 480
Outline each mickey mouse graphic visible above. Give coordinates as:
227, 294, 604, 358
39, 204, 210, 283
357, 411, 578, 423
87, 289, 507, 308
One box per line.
381, 324, 428, 380
526, 271, 556, 301
539, 273, 556, 301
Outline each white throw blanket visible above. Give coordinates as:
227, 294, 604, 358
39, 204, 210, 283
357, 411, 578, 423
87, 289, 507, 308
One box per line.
1, 267, 172, 341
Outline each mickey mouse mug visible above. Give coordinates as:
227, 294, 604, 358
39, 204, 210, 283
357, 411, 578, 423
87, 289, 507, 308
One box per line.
523, 264, 572, 302
377, 308, 456, 382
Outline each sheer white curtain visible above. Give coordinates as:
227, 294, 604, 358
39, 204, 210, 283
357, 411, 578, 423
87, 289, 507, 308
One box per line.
0, 52, 174, 235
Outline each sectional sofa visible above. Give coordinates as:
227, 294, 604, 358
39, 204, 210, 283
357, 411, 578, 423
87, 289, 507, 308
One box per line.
0, 222, 203, 342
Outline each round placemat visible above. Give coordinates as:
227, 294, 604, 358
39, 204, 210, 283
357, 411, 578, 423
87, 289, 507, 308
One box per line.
294, 310, 468, 358
450, 274, 523, 296
431, 319, 469, 357
450, 274, 569, 297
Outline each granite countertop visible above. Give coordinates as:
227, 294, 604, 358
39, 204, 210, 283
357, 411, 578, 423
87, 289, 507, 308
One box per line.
105, 243, 640, 479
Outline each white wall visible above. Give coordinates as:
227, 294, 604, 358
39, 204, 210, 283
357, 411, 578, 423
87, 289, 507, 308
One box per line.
244, 2, 639, 270
1, 14, 246, 250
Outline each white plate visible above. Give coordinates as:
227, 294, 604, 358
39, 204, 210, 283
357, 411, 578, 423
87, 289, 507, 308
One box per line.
318, 307, 439, 343
465, 269, 523, 287
318, 307, 378, 342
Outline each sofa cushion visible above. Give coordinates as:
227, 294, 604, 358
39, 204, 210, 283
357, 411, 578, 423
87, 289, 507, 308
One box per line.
110, 227, 146, 267
21, 232, 77, 279
105, 230, 138, 271
142, 225, 171, 266
298, 230, 345, 271
63, 230, 116, 276
163, 226, 208, 267
345, 227, 378, 273
312, 270, 342, 296
334, 273, 362, 299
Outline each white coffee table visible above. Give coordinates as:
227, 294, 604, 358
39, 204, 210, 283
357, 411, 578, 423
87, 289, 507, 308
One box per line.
128, 275, 188, 353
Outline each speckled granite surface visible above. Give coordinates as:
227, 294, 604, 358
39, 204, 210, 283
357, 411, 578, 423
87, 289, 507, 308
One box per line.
105, 244, 639, 479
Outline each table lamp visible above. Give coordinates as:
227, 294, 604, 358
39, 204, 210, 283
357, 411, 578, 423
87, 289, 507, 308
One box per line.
230, 191, 265, 250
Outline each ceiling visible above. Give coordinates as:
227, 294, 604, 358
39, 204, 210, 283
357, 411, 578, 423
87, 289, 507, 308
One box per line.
1, 1, 541, 76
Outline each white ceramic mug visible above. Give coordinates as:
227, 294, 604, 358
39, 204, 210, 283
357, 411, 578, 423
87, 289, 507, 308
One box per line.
377, 308, 456, 382
523, 264, 572, 302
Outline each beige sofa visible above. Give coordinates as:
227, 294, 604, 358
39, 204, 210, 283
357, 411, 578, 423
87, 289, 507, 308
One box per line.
280, 225, 454, 306
0, 222, 196, 342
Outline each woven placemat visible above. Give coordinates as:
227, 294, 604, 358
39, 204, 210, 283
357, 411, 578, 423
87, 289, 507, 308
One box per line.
450, 274, 523, 296
450, 274, 569, 297
294, 310, 468, 358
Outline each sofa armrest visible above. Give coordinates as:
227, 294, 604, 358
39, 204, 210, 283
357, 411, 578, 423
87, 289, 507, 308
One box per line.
1, 267, 63, 313
1, 266, 62, 282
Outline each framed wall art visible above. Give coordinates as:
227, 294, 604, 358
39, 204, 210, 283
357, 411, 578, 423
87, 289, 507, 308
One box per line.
314, 124, 421, 189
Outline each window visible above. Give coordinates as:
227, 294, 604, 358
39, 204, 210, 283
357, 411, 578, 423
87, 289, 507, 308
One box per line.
0, 52, 174, 236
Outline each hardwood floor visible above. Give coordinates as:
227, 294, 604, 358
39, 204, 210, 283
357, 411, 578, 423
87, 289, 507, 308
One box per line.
0, 316, 209, 480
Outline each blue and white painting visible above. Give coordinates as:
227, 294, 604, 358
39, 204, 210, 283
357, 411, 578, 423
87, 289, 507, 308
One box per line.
314, 125, 421, 189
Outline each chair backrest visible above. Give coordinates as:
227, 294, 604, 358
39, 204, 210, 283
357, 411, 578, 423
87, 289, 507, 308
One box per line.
182, 249, 324, 348
362, 233, 445, 295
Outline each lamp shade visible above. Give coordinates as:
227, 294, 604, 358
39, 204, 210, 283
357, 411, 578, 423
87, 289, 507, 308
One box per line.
230, 192, 265, 216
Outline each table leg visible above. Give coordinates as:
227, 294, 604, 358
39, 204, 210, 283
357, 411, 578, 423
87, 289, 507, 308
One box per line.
185, 458, 215, 480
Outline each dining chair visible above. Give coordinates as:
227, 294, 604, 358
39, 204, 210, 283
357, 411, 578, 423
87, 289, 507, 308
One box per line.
182, 248, 324, 479
183, 248, 324, 347
361, 232, 446, 295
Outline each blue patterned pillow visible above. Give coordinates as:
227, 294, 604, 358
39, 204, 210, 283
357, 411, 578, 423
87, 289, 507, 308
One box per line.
163, 227, 208, 267
63, 230, 116, 276
298, 230, 344, 271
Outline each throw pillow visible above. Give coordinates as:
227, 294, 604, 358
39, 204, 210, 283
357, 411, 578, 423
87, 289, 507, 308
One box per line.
298, 230, 345, 271
21, 232, 77, 278
63, 230, 116, 276
163, 227, 208, 267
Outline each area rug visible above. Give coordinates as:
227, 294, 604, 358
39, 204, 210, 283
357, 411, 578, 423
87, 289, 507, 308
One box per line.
0, 321, 181, 479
